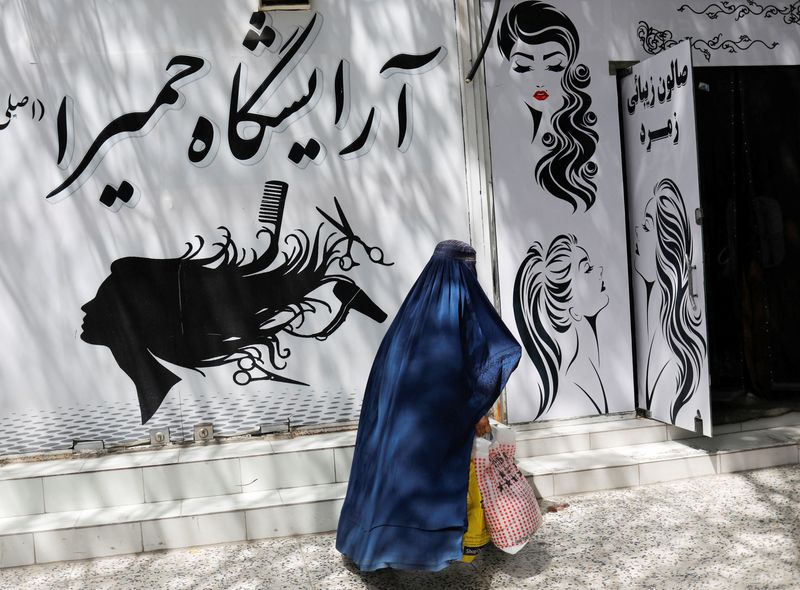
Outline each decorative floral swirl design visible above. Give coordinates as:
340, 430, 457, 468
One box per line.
678, 1, 800, 25
637, 21, 680, 54
637, 21, 779, 61
692, 33, 779, 60
790, 1, 800, 22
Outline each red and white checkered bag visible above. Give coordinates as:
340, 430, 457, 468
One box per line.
473, 425, 542, 554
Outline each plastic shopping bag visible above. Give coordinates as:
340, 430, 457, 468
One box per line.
462, 459, 491, 562
474, 425, 542, 554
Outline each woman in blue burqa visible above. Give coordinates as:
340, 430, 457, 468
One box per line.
336, 240, 522, 571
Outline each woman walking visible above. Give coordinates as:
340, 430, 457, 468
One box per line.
336, 240, 521, 571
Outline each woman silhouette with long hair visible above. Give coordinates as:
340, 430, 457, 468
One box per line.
513, 234, 609, 420
81, 183, 388, 424
497, 0, 599, 212
634, 178, 706, 424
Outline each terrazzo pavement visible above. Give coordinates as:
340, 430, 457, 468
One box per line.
2, 465, 798, 589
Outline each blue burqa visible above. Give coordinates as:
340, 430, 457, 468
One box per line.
336, 240, 522, 571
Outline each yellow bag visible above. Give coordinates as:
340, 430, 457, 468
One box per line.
462, 458, 491, 562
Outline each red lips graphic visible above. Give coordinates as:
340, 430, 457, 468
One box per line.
533, 90, 549, 101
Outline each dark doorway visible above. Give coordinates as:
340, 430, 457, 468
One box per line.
695, 65, 800, 423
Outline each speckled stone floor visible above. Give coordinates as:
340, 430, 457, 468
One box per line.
2, 465, 798, 589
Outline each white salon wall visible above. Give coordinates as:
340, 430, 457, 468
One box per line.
0, 0, 470, 452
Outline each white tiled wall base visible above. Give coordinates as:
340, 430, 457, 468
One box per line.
0, 500, 346, 567
529, 446, 800, 497
0, 414, 797, 568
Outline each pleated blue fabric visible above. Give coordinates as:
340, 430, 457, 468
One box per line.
336, 240, 521, 571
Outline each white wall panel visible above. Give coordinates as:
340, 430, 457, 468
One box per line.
0, 0, 470, 453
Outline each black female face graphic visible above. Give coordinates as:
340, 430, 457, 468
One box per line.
568, 246, 608, 320
513, 234, 609, 419
506, 39, 567, 115
634, 198, 658, 283
496, 1, 599, 212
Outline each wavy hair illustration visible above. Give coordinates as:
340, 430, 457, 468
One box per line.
498, 1, 599, 211
652, 178, 707, 423
513, 235, 578, 419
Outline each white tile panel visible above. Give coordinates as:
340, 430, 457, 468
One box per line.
0, 479, 44, 518
178, 440, 273, 463
528, 474, 554, 498
333, 447, 354, 482
639, 455, 719, 485
43, 470, 144, 512
590, 425, 666, 450
515, 416, 657, 440
141, 512, 247, 552
75, 501, 182, 528
180, 490, 282, 517
79, 450, 181, 473
278, 483, 348, 506
517, 446, 640, 476
245, 499, 343, 539
34, 523, 142, 563
143, 459, 241, 502
0, 510, 81, 536
719, 446, 799, 474
553, 465, 640, 495
0, 533, 35, 568
512, 412, 638, 433
240, 449, 335, 492
517, 433, 592, 457
269, 431, 356, 454
666, 425, 703, 440
0, 459, 86, 481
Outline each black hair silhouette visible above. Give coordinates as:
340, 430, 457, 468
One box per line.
497, 1, 599, 212
81, 183, 387, 423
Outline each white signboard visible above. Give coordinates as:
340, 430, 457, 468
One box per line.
620, 41, 712, 436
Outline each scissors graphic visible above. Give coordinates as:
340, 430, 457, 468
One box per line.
232, 355, 308, 386
316, 196, 394, 271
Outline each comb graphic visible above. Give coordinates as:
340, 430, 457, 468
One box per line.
257, 180, 289, 266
